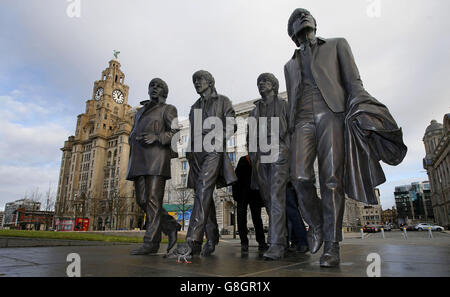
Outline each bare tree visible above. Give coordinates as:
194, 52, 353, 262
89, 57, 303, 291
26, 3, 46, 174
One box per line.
28, 187, 42, 230
107, 183, 129, 230
88, 196, 102, 230
28, 187, 43, 208
113, 194, 129, 230
42, 183, 56, 230
43, 183, 56, 212
169, 184, 193, 231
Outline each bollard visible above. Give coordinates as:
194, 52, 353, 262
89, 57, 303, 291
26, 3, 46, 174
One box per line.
402, 227, 408, 239
342, 229, 345, 240
428, 227, 433, 239
381, 228, 385, 239
360, 228, 364, 240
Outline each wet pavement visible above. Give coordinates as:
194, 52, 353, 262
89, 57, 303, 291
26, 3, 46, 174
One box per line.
0, 231, 449, 277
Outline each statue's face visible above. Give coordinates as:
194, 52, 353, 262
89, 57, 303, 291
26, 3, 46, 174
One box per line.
293, 11, 316, 41
257, 79, 273, 96
193, 76, 210, 95
148, 81, 165, 100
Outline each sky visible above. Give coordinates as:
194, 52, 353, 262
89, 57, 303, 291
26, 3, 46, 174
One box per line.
0, 0, 449, 211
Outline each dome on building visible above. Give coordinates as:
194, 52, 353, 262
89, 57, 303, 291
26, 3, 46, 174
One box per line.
425, 120, 443, 135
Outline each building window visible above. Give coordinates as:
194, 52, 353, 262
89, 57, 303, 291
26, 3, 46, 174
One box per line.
228, 136, 235, 147
228, 152, 236, 163
182, 161, 188, 171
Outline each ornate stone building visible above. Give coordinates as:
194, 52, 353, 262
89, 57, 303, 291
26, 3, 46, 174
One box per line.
54, 58, 139, 231
381, 207, 398, 226
423, 115, 450, 229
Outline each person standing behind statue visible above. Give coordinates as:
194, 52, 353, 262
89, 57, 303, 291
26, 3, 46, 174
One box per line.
249, 73, 289, 260
232, 155, 269, 252
286, 182, 308, 253
126, 78, 181, 255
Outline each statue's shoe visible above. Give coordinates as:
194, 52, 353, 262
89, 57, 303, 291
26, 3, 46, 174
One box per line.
263, 244, 286, 261
200, 240, 216, 257
307, 226, 323, 254
187, 240, 202, 256
167, 224, 182, 253
319, 242, 340, 267
130, 244, 159, 255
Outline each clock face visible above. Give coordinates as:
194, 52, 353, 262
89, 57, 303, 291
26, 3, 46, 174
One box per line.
95, 88, 104, 100
112, 89, 124, 104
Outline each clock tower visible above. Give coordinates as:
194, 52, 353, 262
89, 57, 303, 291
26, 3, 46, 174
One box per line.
55, 56, 141, 231
93, 58, 129, 106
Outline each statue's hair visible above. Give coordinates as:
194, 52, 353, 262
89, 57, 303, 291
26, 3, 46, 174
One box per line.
192, 70, 216, 90
257, 73, 279, 95
148, 78, 169, 99
287, 8, 317, 45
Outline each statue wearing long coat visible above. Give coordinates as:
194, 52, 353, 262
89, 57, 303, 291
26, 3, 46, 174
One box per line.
126, 100, 179, 181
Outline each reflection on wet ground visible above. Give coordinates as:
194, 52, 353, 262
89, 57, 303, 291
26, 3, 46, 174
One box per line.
0, 230, 448, 277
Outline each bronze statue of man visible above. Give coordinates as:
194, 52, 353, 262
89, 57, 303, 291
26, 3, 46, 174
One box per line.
284, 9, 368, 267
126, 78, 181, 255
183, 70, 237, 257
249, 73, 289, 260
285, 8, 407, 268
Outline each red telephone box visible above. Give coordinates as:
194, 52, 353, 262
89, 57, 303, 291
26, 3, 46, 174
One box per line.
74, 218, 90, 231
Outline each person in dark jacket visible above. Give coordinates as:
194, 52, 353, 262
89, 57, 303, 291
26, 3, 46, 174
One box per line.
126, 78, 181, 255
232, 155, 268, 252
285, 182, 308, 253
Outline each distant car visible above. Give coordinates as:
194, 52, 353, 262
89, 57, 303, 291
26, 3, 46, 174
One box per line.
363, 224, 382, 233
381, 225, 392, 231
414, 223, 445, 231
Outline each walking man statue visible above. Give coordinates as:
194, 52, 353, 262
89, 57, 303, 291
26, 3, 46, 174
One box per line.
285, 8, 406, 267
126, 78, 181, 255
182, 70, 237, 257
